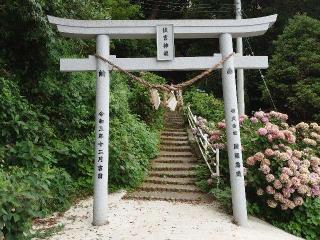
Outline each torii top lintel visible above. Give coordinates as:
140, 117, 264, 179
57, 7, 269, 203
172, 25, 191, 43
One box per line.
47, 15, 277, 39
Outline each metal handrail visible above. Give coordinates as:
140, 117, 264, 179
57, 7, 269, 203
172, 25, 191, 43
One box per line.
187, 106, 220, 177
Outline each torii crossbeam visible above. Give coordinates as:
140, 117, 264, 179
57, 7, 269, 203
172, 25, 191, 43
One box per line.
48, 14, 277, 227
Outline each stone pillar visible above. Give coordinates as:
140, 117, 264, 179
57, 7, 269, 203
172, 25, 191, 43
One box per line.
93, 35, 110, 226
219, 33, 248, 226
235, 0, 245, 116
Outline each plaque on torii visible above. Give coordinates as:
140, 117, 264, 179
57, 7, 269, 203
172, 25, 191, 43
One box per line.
48, 14, 277, 227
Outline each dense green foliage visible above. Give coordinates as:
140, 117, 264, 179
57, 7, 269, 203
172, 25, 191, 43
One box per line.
0, 70, 164, 239
264, 15, 320, 122
0, 0, 165, 239
0, 167, 72, 239
108, 73, 163, 191
183, 88, 224, 123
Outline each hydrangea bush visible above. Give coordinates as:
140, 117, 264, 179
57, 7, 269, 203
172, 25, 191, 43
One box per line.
192, 111, 320, 239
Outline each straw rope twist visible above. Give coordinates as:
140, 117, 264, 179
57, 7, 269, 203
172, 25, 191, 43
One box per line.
94, 52, 235, 92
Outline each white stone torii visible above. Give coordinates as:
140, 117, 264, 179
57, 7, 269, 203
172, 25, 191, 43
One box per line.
48, 14, 277, 227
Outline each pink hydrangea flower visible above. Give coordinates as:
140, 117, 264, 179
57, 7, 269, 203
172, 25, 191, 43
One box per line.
239, 115, 248, 124
260, 165, 271, 174
261, 117, 269, 123
292, 156, 301, 165
282, 167, 293, 176
217, 122, 226, 129
264, 148, 275, 157
258, 128, 268, 136
254, 111, 265, 119
257, 188, 264, 196
209, 134, 220, 142
273, 180, 283, 190
298, 173, 309, 184
297, 185, 308, 195
274, 192, 284, 202
311, 185, 320, 197
246, 157, 256, 166
288, 201, 296, 209
212, 143, 225, 150
310, 157, 320, 167
279, 153, 289, 161
302, 160, 311, 168
277, 131, 286, 140
280, 173, 290, 183
288, 162, 298, 172
250, 117, 258, 123
293, 197, 304, 206
266, 174, 275, 182
310, 173, 319, 185
254, 152, 265, 161
282, 188, 291, 198
291, 177, 301, 188
267, 199, 278, 208
266, 185, 275, 194
192, 128, 197, 135
261, 158, 271, 166
287, 135, 296, 144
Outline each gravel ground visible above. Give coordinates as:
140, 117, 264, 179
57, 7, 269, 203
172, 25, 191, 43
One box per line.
33, 191, 303, 240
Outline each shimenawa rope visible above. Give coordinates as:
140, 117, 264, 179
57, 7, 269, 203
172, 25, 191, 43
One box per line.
94, 52, 235, 92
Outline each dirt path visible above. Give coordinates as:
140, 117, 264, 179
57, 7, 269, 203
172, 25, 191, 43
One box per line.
33, 191, 303, 240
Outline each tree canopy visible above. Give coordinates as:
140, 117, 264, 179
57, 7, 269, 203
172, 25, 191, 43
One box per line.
265, 15, 320, 122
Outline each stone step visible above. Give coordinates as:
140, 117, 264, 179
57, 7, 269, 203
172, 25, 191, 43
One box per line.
145, 176, 197, 185
159, 151, 194, 158
164, 121, 184, 125
161, 140, 189, 146
138, 183, 201, 193
164, 127, 185, 130
164, 117, 183, 119
160, 146, 192, 152
165, 116, 184, 119
164, 125, 185, 129
162, 129, 187, 133
164, 113, 183, 116
164, 112, 183, 116
164, 116, 183, 119
164, 118, 184, 122
154, 158, 198, 164
161, 131, 188, 137
149, 170, 196, 178
164, 121, 184, 124
164, 120, 184, 124
125, 191, 212, 203
160, 136, 189, 141
151, 162, 197, 171
163, 128, 186, 132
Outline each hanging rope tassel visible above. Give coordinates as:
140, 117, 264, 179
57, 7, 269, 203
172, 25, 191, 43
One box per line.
167, 91, 178, 111
150, 88, 161, 110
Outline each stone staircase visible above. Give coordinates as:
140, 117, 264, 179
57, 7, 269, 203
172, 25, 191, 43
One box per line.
125, 111, 212, 203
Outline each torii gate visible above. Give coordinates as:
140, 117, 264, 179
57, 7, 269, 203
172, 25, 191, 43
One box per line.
48, 14, 277, 227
